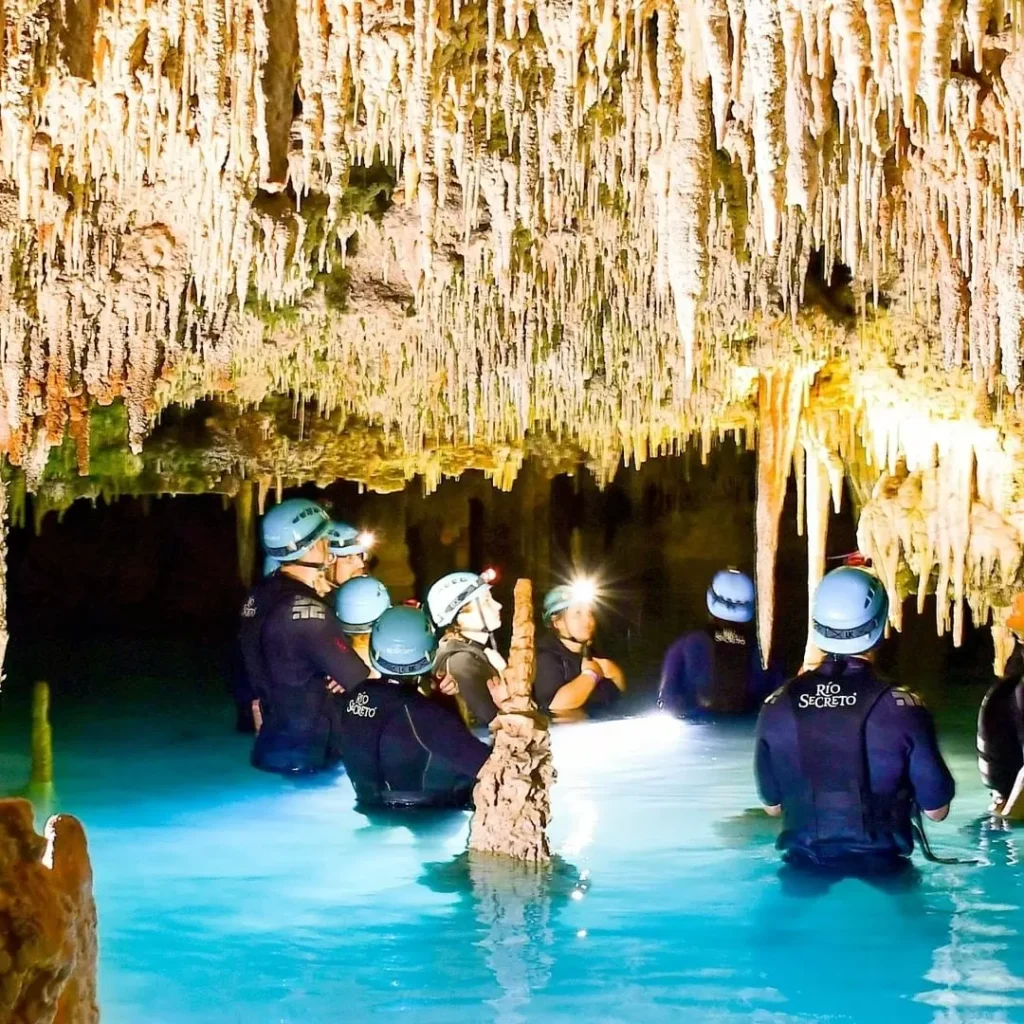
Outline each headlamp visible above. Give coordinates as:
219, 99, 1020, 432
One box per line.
357, 530, 377, 551
480, 566, 498, 584
569, 577, 598, 606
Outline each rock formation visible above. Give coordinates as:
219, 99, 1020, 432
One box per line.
0, 799, 98, 1024
469, 578, 554, 862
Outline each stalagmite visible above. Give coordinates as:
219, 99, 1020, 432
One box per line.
0, 799, 99, 1024
469, 579, 555, 863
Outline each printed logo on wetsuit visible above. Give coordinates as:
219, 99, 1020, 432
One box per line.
798, 682, 858, 709
347, 691, 377, 718
714, 627, 747, 646
241, 597, 257, 618
292, 599, 326, 621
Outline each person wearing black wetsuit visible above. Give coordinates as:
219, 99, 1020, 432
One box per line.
337, 606, 492, 809
978, 595, 1024, 817
659, 569, 779, 716
755, 566, 954, 876
533, 583, 626, 715
238, 498, 369, 774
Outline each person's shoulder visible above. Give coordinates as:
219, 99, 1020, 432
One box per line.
883, 685, 928, 710
535, 633, 563, 657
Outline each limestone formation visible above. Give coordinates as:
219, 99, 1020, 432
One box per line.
0, 799, 98, 1024
3, 0, 1024, 476
469, 578, 554, 862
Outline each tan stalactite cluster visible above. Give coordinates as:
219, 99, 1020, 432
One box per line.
758, 349, 1024, 673
469, 578, 555, 863
5, 0, 1024, 472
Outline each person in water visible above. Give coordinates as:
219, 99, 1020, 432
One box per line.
755, 566, 955, 875
658, 568, 779, 716
263, 520, 372, 584
533, 581, 626, 714
238, 498, 370, 774
427, 570, 506, 727
337, 606, 493, 809
978, 593, 1024, 819
335, 575, 392, 668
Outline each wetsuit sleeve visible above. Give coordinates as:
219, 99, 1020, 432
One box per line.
658, 637, 692, 710
404, 698, 492, 778
754, 704, 782, 806
293, 605, 370, 691
533, 649, 567, 711
890, 691, 956, 811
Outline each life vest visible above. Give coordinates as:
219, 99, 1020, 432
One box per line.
978, 647, 1024, 797
781, 658, 906, 855
434, 633, 500, 726
701, 622, 754, 713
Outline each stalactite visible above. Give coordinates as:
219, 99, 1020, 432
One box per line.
801, 440, 832, 669
754, 366, 807, 668
469, 578, 554, 863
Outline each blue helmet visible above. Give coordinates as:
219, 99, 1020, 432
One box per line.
335, 576, 391, 634
370, 607, 438, 677
426, 571, 491, 629
706, 569, 755, 624
327, 521, 368, 557
262, 555, 280, 577
542, 579, 598, 625
261, 498, 331, 562
811, 566, 889, 655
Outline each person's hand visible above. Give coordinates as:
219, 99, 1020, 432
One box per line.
486, 672, 511, 711
438, 672, 459, 697
581, 658, 603, 677
325, 677, 344, 695
251, 699, 263, 734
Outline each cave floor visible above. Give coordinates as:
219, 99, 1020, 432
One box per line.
0, 636, 1021, 1023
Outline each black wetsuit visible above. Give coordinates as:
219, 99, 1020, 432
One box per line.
755, 657, 955, 872
978, 645, 1024, 799
336, 679, 491, 808
532, 632, 621, 713
434, 634, 499, 726
237, 573, 369, 773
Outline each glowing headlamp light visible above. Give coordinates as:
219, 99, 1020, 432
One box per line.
357, 530, 377, 551
480, 567, 498, 584
569, 577, 598, 606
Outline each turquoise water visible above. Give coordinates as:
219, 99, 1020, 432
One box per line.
2, 640, 1023, 1023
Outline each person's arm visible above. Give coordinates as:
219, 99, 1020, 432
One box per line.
896, 690, 956, 820
405, 698, 492, 778
548, 660, 605, 712
754, 705, 782, 816
291, 598, 370, 692
592, 657, 626, 691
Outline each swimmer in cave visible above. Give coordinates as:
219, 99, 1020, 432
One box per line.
237, 499, 370, 773
428, 569, 506, 727
754, 566, 955, 880
658, 568, 780, 717
978, 592, 1024, 821
336, 606, 495, 809
532, 580, 626, 716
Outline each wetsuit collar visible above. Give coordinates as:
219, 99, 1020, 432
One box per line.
458, 629, 491, 648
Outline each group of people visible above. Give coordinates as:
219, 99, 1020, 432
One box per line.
234, 497, 627, 810
234, 496, 1024, 878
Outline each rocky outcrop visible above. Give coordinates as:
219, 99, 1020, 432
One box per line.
469, 579, 555, 863
0, 799, 98, 1024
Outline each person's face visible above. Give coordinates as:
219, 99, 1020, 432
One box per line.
555, 604, 595, 644
458, 590, 502, 633
330, 552, 366, 586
